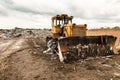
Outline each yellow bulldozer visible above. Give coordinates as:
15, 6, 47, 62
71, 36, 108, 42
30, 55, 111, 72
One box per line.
51, 14, 87, 38
44, 14, 117, 63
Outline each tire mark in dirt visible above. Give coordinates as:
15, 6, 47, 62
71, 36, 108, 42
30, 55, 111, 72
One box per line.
0, 39, 29, 62
0, 40, 14, 52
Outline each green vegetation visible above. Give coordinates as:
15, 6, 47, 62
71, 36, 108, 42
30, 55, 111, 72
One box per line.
0, 29, 3, 31
14, 27, 22, 30
99, 26, 120, 29
112, 26, 120, 29
14, 27, 50, 30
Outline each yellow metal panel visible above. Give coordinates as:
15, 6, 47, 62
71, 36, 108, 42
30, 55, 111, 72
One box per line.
51, 26, 61, 34
64, 24, 87, 37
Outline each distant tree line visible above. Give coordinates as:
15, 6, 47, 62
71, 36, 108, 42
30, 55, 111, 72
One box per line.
100, 26, 120, 29
112, 26, 120, 29
0, 27, 51, 31
14, 27, 51, 30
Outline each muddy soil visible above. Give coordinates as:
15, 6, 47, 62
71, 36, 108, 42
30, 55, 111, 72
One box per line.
0, 37, 119, 80
0, 29, 120, 80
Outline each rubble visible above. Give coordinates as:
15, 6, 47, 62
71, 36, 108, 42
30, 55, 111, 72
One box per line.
0, 28, 52, 40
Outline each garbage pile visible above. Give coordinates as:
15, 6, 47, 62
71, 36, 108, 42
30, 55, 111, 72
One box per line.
0, 28, 52, 40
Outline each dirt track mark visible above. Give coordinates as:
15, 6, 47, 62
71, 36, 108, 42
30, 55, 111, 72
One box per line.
0, 39, 29, 61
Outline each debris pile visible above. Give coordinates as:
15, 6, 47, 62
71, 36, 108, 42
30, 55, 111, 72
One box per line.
0, 28, 52, 40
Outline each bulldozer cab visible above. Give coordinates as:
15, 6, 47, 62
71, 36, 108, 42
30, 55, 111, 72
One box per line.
51, 14, 73, 37
52, 14, 73, 26
51, 14, 87, 37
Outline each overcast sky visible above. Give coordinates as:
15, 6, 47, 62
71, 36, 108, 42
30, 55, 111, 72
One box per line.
0, 0, 120, 29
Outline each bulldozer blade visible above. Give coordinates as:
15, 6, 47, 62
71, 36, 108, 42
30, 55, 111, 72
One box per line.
57, 35, 117, 62
58, 35, 117, 53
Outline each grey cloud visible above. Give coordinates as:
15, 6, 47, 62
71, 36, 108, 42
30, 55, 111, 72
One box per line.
0, 0, 58, 16
63, 0, 120, 23
68, 6, 86, 19
0, 10, 8, 16
4, 0, 14, 4
11, 5, 56, 16
115, 0, 120, 3
63, 1, 87, 19
0, 4, 8, 16
0, 0, 119, 23
90, 15, 119, 23
0, 0, 87, 18
72, 8, 119, 23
